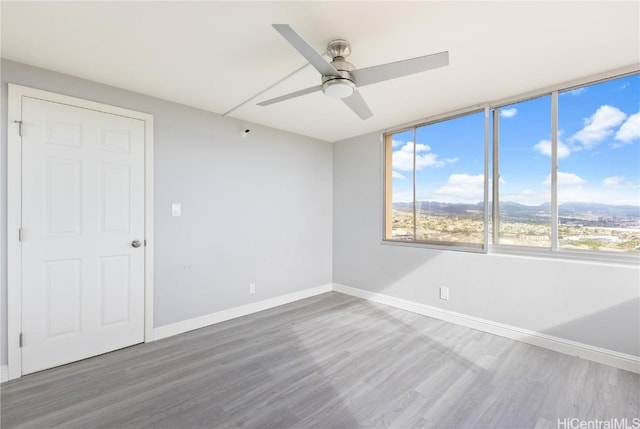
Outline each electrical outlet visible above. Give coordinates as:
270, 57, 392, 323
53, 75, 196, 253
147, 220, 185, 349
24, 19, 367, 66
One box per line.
440, 286, 449, 300
249, 283, 256, 295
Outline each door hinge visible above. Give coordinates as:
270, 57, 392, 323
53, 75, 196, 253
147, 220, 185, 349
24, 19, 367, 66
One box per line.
144, 239, 147, 247
14, 120, 23, 137
18, 228, 24, 242
19, 333, 23, 348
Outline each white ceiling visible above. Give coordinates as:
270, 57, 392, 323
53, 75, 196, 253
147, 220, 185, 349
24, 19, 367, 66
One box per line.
2, 1, 639, 142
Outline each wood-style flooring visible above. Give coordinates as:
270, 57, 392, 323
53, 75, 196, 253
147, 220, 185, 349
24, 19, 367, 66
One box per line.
1, 292, 638, 428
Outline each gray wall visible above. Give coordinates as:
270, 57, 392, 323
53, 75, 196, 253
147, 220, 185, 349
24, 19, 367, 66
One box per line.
2, 59, 638, 369
333, 131, 640, 357
1, 59, 333, 364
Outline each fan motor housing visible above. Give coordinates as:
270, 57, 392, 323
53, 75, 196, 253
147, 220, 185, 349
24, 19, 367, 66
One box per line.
322, 58, 356, 84
324, 39, 356, 83
321, 52, 357, 99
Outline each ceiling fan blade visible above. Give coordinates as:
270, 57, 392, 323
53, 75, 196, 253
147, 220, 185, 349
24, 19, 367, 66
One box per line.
257, 85, 322, 106
342, 91, 373, 120
272, 24, 339, 77
352, 51, 449, 87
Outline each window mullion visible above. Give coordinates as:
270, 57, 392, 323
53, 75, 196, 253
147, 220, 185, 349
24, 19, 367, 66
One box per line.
492, 108, 500, 245
484, 106, 490, 250
412, 127, 417, 240
551, 91, 559, 251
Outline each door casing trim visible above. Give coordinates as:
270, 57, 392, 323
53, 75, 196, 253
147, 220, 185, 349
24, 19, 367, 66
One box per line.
7, 84, 155, 380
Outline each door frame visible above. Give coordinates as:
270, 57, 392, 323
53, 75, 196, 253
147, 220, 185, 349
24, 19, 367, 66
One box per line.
7, 84, 155, 380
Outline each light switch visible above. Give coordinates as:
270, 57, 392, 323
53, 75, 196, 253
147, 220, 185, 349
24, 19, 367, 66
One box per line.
171, 203, 181, 216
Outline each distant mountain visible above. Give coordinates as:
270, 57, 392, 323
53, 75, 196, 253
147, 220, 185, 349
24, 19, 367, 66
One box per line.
395, 201, 483, 215
393, 201, 484, 220
557, 202, 640, 218
393, 200, 640, 222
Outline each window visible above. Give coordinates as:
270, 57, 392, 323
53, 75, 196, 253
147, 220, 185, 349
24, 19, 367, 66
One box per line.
386, 129, 415, 240
385, 110, 486, 249
383, 70, 639, 257
494, 95, 552, 247
557, 76, 640, 252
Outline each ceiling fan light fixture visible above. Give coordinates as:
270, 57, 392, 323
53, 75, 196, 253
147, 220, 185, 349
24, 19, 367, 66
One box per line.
322, 78, 356, 99
260, 25, 449, 120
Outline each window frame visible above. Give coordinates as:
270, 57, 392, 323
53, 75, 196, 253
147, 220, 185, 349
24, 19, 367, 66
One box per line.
491, 93, 554, 249
382, 65, 640, 265
383, 106, 490, 253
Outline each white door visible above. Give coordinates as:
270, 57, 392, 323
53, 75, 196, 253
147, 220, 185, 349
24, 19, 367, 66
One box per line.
21, 96, 145, 374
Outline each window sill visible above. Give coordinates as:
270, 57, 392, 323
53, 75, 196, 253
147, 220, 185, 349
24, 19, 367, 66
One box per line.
489, 244, 640, 267
381, 238, 486, 254
380, 239, 639, 266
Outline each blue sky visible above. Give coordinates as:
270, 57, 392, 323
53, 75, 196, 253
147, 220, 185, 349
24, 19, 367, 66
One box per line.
391, 73, 640, 206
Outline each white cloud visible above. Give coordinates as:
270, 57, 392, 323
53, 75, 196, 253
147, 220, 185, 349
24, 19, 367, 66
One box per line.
533, 139, 571, 159
568, 87, 585, 96
557, 141, 572, 159
500, 108, 517, 118
500, 188, 548, 205
614, 112, 640, 144
399, 142, 430, 153
520, 189, 536, 197
603, 176, 623, 187
434, 174, 484, 202
392, 142, 421, 171
543, 172, 586, 186
603, 176, 631, 188
392, 171, 406, 179
559, 172, 586, 186
392, 191, 414, 203
392, 142, 457, 171
570, 105, 627, 149
533, 140, 551, 156
391, 139, 404, 148
537, 172, 639, 205
415, 152, 451, 169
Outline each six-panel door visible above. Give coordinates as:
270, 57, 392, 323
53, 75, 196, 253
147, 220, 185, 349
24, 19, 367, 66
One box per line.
21, 97, 145, 374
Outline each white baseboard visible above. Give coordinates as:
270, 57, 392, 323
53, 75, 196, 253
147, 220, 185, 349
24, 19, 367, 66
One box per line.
153, 283, 333, 341
1, 365, 8, 383
332, 283, 640, 374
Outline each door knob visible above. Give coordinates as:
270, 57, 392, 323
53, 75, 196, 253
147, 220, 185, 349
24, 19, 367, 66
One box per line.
131, 240, 142, 248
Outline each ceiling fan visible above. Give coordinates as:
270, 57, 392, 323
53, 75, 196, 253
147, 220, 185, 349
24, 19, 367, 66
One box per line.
257, 24, 450, 120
